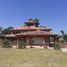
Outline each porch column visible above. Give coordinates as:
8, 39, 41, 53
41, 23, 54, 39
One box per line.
29, 37, 32, 48
43, 38, 47, 48
17, 37, 19, 48
23, 36, 26, 48
23, 36, 26, 42
48, 36, 50, 47
54, 37, 56, 45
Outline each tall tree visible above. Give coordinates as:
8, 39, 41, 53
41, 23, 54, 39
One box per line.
0, 27, 3, 34
60, 30, 67, 42
2, 27, 14, 34
60, 30, 64, 38
60, 30, 64, 35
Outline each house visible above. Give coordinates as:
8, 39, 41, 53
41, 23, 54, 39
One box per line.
1, 19, 57, 48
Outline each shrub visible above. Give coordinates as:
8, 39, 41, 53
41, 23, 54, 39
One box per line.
12, 41, 17, 45
2, 39, 12, 48
0, 39, 2, 45
54, 42, 60, 50
18, 40, 27, 49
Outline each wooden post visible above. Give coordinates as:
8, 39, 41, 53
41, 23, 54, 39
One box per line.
54, 37, 56, 45
23, 36, 25, 42
29, 37, 32, 48
43, 37, 47, 48
49, 36, 50, 47
17, 37, 19, 48
23, 36, 26, 48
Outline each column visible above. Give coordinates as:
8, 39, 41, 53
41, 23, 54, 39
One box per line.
48, 36, 50, 47
43, 38, 47, 48
29, 37, 32, 48
23, 37, 26, 48
17, 37, 19, 48
54, 37, 56, 45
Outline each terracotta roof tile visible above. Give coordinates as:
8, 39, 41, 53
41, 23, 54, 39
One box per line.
11, 26, 51, 31
16, 30, 57, 36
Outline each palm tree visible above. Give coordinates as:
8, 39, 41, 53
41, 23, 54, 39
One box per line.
60, 30, 65, 42
60, 30, 64, 35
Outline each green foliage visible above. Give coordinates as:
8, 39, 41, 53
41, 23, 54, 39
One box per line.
54, 42, 60, 50
29, 18, 33, 21
2, 39, 12, 48
63, 34, 67, 42
34, 18, 39, 22
0, 39, 2, 45
0, 27, 3, 34
60, 30, 64, 35
60, 30, 67, 42
12, 41, 17, 45
59, 38, 64, 43
18, 40, 27, 49
2, 27, 14, 34
28, 18, 39, 22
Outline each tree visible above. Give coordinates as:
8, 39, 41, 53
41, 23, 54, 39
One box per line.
60, 30, 64, 40
60, 30, 67, 42
60, 30, 64, 35
2, 39, 12, 48
7, 27, 14, 30
64, 34, 67, 41
2, 27, 14, 34
34, 18, 39, 22
0, 27, 3, 34
18, 40, 27, 49
29, 18, 33, 21
59, 30, 64, 42
54, 42, 60, 50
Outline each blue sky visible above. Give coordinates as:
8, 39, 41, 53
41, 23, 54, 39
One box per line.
0, 0, 67, 33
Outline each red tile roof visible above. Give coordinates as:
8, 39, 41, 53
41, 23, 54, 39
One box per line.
16, 30, 57, 36
10, 26, 51, 31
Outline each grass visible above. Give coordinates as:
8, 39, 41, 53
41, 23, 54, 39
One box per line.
0, 48, 67, 67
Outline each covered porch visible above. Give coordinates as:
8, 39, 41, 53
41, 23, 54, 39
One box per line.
16, 35, 57, 48
0, 30, 57, 48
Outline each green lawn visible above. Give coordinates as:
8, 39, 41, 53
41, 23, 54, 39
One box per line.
0, 48, 67, 67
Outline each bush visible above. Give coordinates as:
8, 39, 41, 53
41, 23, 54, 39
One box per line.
2, 39, 12, 48
0, 39, 2, 45
54, 42, 60, 50
18, 40, 27, 49
12, 41, 17, 45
